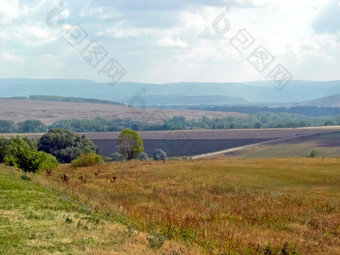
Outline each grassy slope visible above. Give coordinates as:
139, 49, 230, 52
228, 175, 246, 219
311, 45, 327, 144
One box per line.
0, 165, 194, 255
32, 158, 340, 255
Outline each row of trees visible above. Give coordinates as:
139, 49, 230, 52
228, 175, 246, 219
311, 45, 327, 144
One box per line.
0, 129, 167, 174
0, 120, 47, 133
2, 113, 340, 133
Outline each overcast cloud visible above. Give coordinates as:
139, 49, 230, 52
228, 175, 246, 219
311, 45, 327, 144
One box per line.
0, 0, 339, 83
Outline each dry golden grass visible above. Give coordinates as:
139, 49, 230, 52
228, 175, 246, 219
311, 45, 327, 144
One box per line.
34, 158, 340, 254
0, 165, 200, 255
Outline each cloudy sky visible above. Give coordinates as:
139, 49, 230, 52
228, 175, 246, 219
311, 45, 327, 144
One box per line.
0, 0, 339, 83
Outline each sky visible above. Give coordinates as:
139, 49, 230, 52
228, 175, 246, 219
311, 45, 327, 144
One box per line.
0, 0, 339, 84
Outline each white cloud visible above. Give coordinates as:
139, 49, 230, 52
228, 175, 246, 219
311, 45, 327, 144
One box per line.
0, 0, 19, 24
2, 52, 23, 62
15, 25, 56, 47
60, 9, 70, 19
78, 7, 121, 19
0, 0, 339, 82
157, 36, 188, 48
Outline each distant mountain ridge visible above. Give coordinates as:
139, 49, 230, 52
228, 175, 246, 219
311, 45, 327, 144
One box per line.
298, 94, 340, 107
139, 95, 247, 105
1, 79, 340, 105
3, 95, 124, 106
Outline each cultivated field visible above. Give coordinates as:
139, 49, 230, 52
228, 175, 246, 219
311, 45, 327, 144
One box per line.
65, 127, 340, 157
0, 99, 246, 125
29, 158, 340, 255
223, 131, 340, 159
6, 126, 340, 157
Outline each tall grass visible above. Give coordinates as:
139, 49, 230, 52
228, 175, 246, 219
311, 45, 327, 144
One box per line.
35, 158, 340, 254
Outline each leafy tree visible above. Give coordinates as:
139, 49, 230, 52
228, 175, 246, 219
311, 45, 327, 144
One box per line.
153, 149, 167, 161
37, 129, 97, 163
4, 137, 58, 174
0, 137, 9, 163
116, 129, 143, 160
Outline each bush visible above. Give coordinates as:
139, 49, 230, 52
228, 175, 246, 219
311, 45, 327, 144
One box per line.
104, 156, 113, 162
138, 152, 148, 161
20, 175, 32, 181
153, 149, 167, 161
4, 137, 58, 174
111, 152, 125, 161
71, 153, 104, 167
308, 150, 318, 158
146, 233, 165, 250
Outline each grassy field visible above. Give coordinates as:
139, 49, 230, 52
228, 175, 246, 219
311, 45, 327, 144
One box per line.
0, 165, 196, 255
18, 158, 339, 255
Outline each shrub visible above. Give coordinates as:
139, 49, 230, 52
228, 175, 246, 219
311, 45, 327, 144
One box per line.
20, 175, 32, 181
146, 233, 165, 250
153, 149, 167, 161
71, 153, 104, 167
4, 137, 58, 174
111, 152, 125, 161
38, 152, 59, 173
308, 150, 318, 158
138, 152, 148, 161
104, 156, 113, 162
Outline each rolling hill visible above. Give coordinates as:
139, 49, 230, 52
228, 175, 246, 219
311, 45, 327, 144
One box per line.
298, 94, 340, 107
1, 79, 340, 105
0, 99, 246, 125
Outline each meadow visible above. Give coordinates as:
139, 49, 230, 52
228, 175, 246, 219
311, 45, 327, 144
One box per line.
25, 157, 340, 254
0, 165, 196, 255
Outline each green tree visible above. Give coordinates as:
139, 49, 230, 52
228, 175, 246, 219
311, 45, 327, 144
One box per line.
0, 137, 9, 163
37, 129, 97, 163
116, 129, 143, 160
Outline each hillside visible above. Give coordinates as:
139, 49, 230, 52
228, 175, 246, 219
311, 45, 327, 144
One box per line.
0, 99, 246, 125
31, 158, 340, 254
1, 79, 340, 104
298, 94, 340, 107
0, 165, 193, 254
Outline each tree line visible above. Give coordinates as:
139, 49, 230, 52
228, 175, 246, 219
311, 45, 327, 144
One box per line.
1, 113, 340, 133
0, 129, 167, 176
